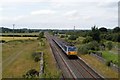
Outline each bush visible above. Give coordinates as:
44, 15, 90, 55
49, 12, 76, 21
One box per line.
105, 34, 112, 41
106, 41, 113, 50
78, 45, 89, 54
68, 35, 78, 40
112, 33, 120, 42
78, 41, 100, 54
0, 40, 6, 43
106, 61, 112, 67
60, 35, 65, 38
34, 56, 40, 62
87, 41, 100, 51
23, 69, 39, 78
82, 36, 93, 43
39, 32, 44, 38
32, 52, 41, 62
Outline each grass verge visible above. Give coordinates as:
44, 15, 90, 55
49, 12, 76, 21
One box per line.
40, 38, 61, 78
102, 51, 119, 66
79, 54, 119, 78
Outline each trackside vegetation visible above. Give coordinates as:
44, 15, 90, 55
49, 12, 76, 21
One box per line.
50, 26, 119, 78
38, 32, 61, 78
2, 32, 60, 78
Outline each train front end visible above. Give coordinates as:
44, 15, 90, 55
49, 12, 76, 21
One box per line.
67, 46, 77, 56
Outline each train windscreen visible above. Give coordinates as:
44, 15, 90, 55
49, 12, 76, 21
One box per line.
68, 46, 76, 51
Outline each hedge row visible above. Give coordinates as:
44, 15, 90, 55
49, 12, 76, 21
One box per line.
1, 35, 38, 37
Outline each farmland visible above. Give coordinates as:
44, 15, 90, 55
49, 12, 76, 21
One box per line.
2, 40, 40, 78
1, 33, 39, 36
2, 32, 59, 78
0, 37, 38, 41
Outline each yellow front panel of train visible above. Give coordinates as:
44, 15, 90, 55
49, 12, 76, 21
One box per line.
68, 51, 77, 55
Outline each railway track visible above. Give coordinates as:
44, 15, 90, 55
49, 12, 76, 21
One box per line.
46, 33, 76, 79
45, 32, 103, 79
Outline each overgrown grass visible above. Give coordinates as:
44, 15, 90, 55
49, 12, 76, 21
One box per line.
102, 51, 119, 66
79, 54, 119, 78
40, 38, 61, 78
2, 40, 35, 60
0, 37, 37, 41
1, 33, 39, 36
2, 40, 40, 78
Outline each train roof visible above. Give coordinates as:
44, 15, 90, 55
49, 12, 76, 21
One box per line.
54, 36, 76, 47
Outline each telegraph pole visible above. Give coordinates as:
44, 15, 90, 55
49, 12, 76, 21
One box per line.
13, 24, 15, 39
74, 26, 75, 32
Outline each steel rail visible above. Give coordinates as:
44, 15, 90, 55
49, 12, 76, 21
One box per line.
46, 34, 76, 79
75, 60, 98, 79
45, 34, 66, 79
53, 41, 77, 80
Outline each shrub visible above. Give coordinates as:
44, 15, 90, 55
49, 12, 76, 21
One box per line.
106, 61, 112, 67
39, 32, 44, 38
60, 35, 65, 38
32, 52, 41, 62
78, 41, 100, 54
34, 56, 40, 62
87, 41, 100, 51
106, 41, 113, 50
68, 35, 78, 40
82, 36, 93, 43
78, 44, 89, 54
112, 33, 120, 42
23, 69, 39, 78
0, 40, 6, 43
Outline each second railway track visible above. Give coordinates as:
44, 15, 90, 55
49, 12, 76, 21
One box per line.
45, 32, 103, 79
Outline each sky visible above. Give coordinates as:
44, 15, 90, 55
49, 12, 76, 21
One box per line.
0, 0, 119, 29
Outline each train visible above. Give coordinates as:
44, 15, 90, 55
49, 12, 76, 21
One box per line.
53, 38, 77, 56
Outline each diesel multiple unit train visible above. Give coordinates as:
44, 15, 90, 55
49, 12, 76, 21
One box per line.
53, 38, 77, 56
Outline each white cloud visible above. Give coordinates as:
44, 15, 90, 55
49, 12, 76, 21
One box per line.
1, 0, 118, 6
64, 10, 80, 20
0, 0, 118, 29
0, 8, 3, 11
1, 0, 46, 3
0, 16, 10, 20
50, 0, 119, 3
31, 10, 56, 15
97, 2, 118, 8
14, 15, 26, 21
1, 0, 119, 3
83, 16, 92, 21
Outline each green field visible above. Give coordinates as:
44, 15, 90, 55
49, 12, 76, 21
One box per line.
2, 36, 60, 78
0, 37, 38, 41
2, 40, 40, 78
1, 33, 39, 36
102, 51, 119, 66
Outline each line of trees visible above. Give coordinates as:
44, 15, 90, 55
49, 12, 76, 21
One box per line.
65, 26, 120, 42
0, 27, 43, 33
1, 35, 38, 37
